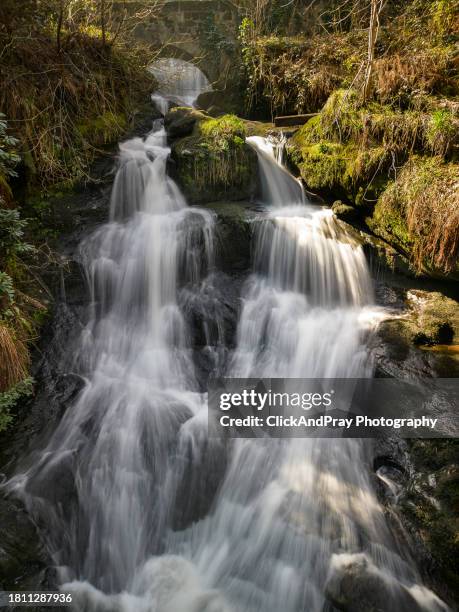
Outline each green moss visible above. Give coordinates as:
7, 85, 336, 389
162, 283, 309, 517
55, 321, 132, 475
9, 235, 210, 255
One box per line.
171, 113, 258, 203
77, 112, 127, 146
289, 133, 389, 204
368, 195, 413, 254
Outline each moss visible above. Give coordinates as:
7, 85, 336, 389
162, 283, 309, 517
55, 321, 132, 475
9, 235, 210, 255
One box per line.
409, 290, 459, 345
367, 195, 413, 255
378, 290, 459, 349
77, 112, 127, 147
289, 132, 389, 204
171, 113, 258, 203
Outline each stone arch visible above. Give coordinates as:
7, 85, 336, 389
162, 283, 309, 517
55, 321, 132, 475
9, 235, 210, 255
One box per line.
132, 0, 239, 85
155, 45, 214, 83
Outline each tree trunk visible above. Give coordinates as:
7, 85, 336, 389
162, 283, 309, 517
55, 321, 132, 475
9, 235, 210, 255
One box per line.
100, 0, 107, 46
363, 0, 382, 103
56, 0, 65, 52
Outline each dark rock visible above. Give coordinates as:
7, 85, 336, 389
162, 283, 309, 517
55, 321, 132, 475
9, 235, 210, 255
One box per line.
164, 107, 208, 140
201, 201, 253, 272
332, 201, 358, 222
0, 496, 48, 590
325, 554, 439, 612
195, 89, 240, 115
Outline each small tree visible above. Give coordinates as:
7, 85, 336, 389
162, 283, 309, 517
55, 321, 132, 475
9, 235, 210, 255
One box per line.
363, 0, 384, 102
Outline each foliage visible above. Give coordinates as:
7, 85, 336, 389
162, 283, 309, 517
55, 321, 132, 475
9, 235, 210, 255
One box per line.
288, 84, 458, 276
0, 376, 34, 432
0, 209, 35, 260
239, 0, 458, 116
426, 109, 458, 157
0, 271, 15, 307
0, 1, 156, 188
373, 156, 459, 275
0, 113, 20, 180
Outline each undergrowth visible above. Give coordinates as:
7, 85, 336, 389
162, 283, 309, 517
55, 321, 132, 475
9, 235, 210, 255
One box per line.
0, 30, 154, 189
240, 0, 458, 116
373, 156, 459, 275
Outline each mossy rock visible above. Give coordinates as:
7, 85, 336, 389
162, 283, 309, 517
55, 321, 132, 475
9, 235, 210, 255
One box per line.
76, 112, 127, 147
165, 106, 209, 139
200, 201, 252, 271
407, 290, 459, 345
331, 200, 358, 221
170, 113, 258, 204
287, 129, 389, 205
398, 439, 459, 602
379, 290, 459, 350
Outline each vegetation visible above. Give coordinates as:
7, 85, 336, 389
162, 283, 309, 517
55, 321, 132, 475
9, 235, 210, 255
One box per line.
170, 110, 259, 203
371, 157, 459, 275
0, 0, 158, 430
0, 4, 155, 187
0, 117, 42, 430
257, 0, 459, 278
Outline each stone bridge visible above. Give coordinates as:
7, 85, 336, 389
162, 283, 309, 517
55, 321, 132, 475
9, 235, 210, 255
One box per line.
133, 0, 240, 83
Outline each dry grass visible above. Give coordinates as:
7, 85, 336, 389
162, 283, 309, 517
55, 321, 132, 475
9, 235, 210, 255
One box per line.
0, 321, 29, 392
378, 156, 459, 274
0, 30, 154, 187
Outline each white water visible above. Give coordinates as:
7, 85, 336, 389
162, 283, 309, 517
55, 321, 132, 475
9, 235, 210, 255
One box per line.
5, 74, 449, 612
148, 57, 211, 112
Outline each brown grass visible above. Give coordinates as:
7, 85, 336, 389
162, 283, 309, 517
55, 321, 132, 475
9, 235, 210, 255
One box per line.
0, 30, 154, 186
0, 322, 30, 392
379, 156, 459, 274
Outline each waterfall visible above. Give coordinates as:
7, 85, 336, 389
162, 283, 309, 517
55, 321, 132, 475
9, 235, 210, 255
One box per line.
5, 67, 225, 603
148, 57, 211, 111
4, 76, 449, 611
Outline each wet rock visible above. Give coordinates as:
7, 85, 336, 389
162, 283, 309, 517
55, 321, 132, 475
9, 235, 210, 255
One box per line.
325, 553, 441, 612
395, 440, 459, 605
169, 114, 258, 204
195, 89, 240, 115
164, 106, 208, 140
0, 496, 48, 590
201, 201, 253, 272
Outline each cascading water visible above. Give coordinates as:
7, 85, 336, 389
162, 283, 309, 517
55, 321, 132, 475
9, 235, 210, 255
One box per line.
4, 75, 449, 612
148, 57, 211, 113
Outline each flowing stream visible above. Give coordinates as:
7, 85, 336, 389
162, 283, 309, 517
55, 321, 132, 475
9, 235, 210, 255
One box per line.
5, 66, 449, 612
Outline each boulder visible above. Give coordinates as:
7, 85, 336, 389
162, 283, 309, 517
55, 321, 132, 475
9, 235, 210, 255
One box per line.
169, 113, 258, 204
332, 200, 358, 222
325, 553, 445, 612
164, 107, 209, 140
195, 89, 241, 116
